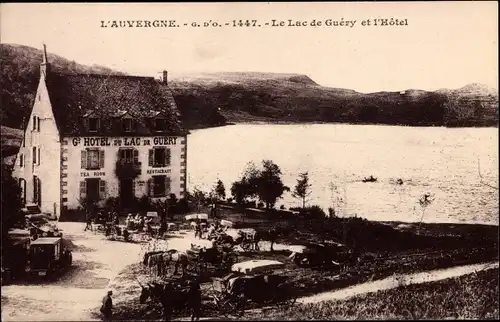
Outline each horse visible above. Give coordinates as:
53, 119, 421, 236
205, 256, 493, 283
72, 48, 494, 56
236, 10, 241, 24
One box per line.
255, 225, 291, 251
139, 279, 201, 321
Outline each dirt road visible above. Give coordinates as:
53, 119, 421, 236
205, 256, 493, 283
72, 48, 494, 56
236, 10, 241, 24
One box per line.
296, 261, 500, 304
1, 222, 143, 321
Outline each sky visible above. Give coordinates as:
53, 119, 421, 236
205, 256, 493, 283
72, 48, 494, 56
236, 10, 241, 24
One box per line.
1, 2, 498, 93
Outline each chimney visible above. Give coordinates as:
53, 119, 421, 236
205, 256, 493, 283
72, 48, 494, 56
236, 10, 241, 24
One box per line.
40, 44, 51, 78
162, 70, 168, 85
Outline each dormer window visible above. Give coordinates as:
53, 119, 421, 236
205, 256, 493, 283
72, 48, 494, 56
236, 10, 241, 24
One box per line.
123, 119, 133, 132
88, 118, 99, 132
154, 118, 167, 132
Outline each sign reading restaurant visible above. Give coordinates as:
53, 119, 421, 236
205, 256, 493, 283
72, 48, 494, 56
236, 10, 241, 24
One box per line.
72, 136, 178, 147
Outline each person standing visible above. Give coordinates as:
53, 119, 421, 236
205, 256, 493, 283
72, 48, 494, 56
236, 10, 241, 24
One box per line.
187, 279, 201, 321
84, 215, 93, 232
100, 290, 113, 321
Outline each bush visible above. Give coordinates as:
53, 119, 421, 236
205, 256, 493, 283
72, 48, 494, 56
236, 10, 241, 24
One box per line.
137, 195, 152, 211
257, 202, 265, 209
175, 198, 190, 214
299, 205, 327, 219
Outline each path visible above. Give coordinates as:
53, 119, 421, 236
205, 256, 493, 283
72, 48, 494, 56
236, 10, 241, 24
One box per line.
297, 261, 499, 304
1, 222, 143, 321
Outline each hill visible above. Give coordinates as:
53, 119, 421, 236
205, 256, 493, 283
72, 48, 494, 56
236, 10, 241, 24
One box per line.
1, 44, 498, 132
1, 125, 23, 164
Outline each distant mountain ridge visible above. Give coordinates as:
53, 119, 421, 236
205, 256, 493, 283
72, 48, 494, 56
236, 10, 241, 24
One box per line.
0, 43, 498, 132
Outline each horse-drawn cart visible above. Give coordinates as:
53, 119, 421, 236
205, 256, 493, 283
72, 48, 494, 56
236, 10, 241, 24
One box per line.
206, 260, 297, 317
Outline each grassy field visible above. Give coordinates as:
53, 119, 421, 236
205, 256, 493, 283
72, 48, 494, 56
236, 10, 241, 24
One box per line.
243, 268, 499, 320
96, 205, 498, 320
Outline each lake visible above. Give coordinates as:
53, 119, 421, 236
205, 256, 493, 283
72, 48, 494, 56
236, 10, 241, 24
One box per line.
187, 124, 499, 225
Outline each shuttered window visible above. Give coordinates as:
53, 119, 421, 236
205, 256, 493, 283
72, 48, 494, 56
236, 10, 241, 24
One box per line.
99, 180, 106, 199
165, 176, 171, 194
19, 154, 24, 167
80, 181, 86, 199
81, 150, 87, 169
152, 175, 167, 197
165, 148, 171, 166
147, 178, 154, 197
149, 148, 171, 167
133, 149, 139, 164
33, 147, 37, 164
33, 116, 36, 130
82, 149, 104, 170
119, 148, 137, 164
148, 150, 154, 167
99, 150, 105, 168
38, 147, 41, 165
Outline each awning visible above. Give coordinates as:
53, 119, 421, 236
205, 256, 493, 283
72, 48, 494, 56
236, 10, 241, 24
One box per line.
220, 219, 233, 227
185, 213, 208, 220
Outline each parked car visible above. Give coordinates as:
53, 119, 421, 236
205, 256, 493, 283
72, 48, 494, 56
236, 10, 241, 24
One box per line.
290, 241, 353, 268
26, 237, 72, 280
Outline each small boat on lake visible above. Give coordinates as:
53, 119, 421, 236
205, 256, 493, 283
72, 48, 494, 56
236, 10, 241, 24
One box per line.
362, 175, 378, 183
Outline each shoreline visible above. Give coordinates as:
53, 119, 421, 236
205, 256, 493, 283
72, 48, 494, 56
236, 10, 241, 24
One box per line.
187, 120, 500, 132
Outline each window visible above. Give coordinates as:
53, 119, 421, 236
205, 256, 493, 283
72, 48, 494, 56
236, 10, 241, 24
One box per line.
148, 147, 171, 167
19, 178, 26, 205
154, 118, 167, 132
33, 116, 36, 131
19, 154, 24, 167
33, 176, 41, 206
38, 147, 41, 165
32, 147, 37, 164
99, 180, 107, 200
118, 148, 139, 164
152, 175, 171, 197
88, 118, 99, 132
122, 119, 133, 132
81, 149, 104, 170
80, 178, 104, 202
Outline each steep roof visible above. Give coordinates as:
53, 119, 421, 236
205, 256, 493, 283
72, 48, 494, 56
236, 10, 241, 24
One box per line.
45, 72, 186, 136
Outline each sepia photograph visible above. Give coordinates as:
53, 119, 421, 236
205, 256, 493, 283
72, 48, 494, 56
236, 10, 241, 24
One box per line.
0, 2, 498, 321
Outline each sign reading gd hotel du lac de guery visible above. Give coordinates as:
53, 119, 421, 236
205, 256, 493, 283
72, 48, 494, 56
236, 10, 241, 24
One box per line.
74, 136, 178, 177
72, 136, 178, 147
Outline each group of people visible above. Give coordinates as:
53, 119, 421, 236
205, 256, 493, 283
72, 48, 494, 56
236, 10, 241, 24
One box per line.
193, 219, 227, 240
84, 209, 119, 233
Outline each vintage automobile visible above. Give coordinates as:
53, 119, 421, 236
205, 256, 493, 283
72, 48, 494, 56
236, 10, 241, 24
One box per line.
289, 241, 354, 268
26, 237, 72, 279
207, 260, 296, 317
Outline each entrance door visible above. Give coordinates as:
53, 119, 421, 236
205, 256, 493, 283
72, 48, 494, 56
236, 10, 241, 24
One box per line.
86, 178, 100, 204
120, 179, 134, 208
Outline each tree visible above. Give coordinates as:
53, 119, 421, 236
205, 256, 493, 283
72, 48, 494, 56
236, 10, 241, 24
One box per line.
231, 162, 260, 207
254, 160, 290, 210
418, 193, 434, 230
292, 172, 312, 208
191, 187, 207, 212
214, 179, 226, 201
